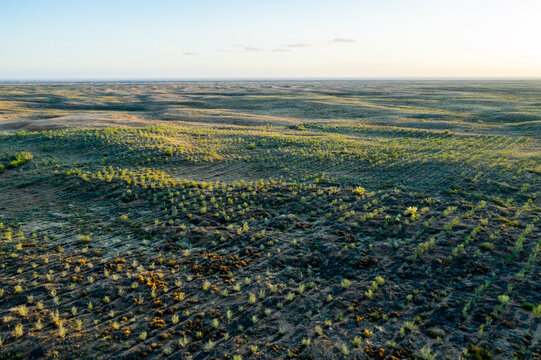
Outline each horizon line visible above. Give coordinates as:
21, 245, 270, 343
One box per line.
1, 76, 541, 83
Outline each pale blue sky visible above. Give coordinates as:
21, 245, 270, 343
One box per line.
1, 0, 540, 79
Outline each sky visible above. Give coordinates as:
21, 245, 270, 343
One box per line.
1, 0, 540, 79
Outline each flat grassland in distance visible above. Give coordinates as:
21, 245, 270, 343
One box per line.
0, 80, 539, 360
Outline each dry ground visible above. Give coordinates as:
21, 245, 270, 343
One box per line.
0, 81, 539, 360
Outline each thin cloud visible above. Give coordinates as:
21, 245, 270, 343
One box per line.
216, 46, 264, 53
331, 38, 358, 43
286, 42, 313, 48
243, 46, 264, 52
182, 52, 198, 56
271, 48, 292, 52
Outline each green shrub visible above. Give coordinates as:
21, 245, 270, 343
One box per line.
481, 242, 493, 251
7, 152, 33, 169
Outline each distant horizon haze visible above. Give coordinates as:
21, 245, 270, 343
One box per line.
2, 77, 541, 82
